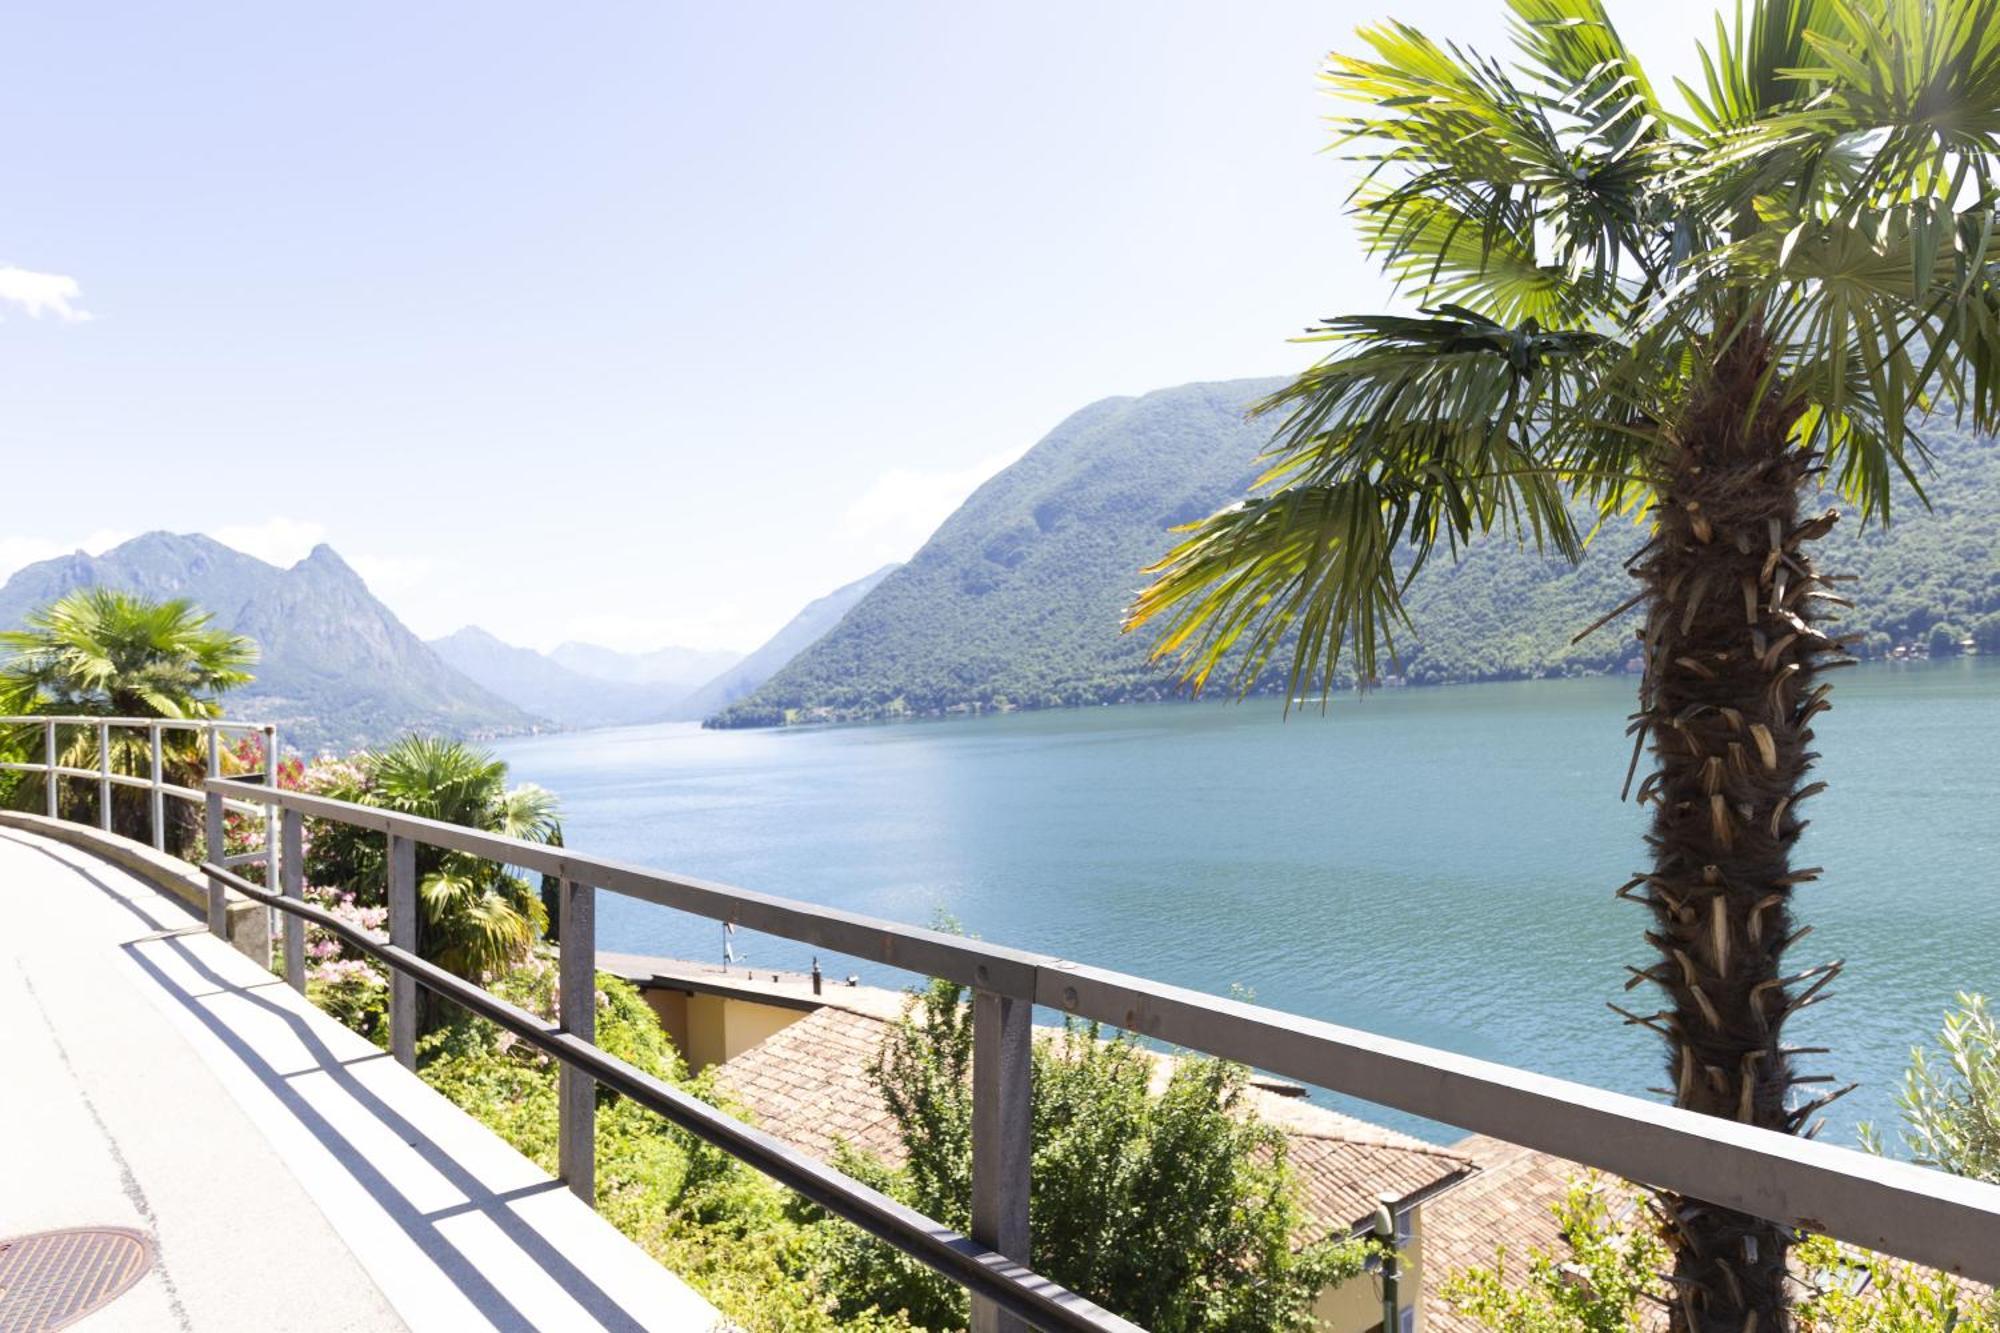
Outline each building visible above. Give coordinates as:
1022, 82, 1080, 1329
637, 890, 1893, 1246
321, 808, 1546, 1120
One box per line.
605, 954, 1498, 1332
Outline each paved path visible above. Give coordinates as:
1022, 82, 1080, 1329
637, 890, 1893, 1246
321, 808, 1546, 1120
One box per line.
0, 827, 724, 1332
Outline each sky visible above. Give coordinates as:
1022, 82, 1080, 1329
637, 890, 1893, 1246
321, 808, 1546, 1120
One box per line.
0, 2, 1707, 655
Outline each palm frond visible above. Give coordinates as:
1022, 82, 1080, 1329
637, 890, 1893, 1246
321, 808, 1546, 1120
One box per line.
1128, 312, 1631, 696
1329, 21, 1660, 314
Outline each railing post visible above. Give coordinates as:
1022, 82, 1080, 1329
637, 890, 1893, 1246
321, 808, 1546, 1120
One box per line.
264, 726, 280, 958
204, 788, 227, 937
280, 808, 306, 994
264, 720, 280, 876
971, 987, 1033, 1333
148, 722, 165, 851
388, 833, 419, 1070
43, 719, 57, 818
97, 721, 112, 832
558, 878, 597, 1205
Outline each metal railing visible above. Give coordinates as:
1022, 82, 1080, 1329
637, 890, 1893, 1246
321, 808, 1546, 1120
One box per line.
0, 714, 280, 882
11, 720, 1999, 1326
182, 775, 2000, 1332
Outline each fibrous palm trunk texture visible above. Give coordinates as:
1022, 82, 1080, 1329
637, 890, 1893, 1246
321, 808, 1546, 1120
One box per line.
1617, 337, 1855, 1333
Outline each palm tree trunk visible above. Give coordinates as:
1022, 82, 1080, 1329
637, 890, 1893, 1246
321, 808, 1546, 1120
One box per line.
1627, 337, 1851, 1332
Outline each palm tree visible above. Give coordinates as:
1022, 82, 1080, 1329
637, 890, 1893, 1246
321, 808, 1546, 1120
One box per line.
1127, 1, 2000, 1325
309, 736, 560, 991
0, 588, 256, 838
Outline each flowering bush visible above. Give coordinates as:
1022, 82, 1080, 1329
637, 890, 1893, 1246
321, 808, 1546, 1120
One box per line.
303, 884, 389, 1041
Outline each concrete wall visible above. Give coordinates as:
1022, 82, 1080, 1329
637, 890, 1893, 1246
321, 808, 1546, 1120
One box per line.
639, 986, 807, 1071
0, 811, 270, 966
1313, 1208, 1426, 1333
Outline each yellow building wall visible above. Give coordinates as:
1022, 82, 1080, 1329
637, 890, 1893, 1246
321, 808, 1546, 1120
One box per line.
637, 987, 808, 1072
642, 988, 691, 1058
1312, 1210, 1426, 1333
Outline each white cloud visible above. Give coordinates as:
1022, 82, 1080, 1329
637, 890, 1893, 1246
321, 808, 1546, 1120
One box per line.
0, 266, 91, 322
0, 529, 132, 582
347, 551, 432, 598
837, 447, 1027, 563
209, 517, 329, 568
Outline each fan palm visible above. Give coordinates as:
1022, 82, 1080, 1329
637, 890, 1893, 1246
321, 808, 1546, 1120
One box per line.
311, 736, 560, 991
0, 588, 256, 837
1127, 0, 2000, 1325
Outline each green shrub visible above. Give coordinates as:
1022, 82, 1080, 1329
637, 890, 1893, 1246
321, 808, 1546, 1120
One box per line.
810, 979, 1372, 1332
1863, 993, 2000, 1184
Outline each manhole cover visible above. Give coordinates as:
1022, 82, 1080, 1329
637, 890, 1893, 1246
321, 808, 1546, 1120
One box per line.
0, 1227, 154, 1332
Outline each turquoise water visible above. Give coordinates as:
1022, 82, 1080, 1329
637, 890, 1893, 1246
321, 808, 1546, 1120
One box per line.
494, 658, 2000, 1145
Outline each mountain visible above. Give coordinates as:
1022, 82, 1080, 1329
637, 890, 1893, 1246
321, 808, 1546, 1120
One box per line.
0, 533, 538, 753
672, 564, 899, 720
429, 627, 678, 729
711, 379, 1285, 726
549, 641, 743, 691
714, 377, 2000, 727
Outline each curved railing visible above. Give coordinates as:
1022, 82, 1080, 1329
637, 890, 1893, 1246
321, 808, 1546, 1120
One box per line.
0, 714, 280, 886
9, 715, 1998, 1331
196, 775, 2000, 1332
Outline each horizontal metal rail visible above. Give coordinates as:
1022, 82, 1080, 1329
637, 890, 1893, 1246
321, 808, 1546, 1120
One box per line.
206, 775, 2000, 1285
1, 714, 270, 730
199, 859, 1134, 1333
0, 764, 264, 816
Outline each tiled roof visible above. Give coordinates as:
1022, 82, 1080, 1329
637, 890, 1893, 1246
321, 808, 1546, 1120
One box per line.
713, 1007, 906, 1165
1236, 1087, 1474, 1234
1420, 1135, 1583, 1333
712, 1003, 1471, 1240
1419, 1136, 1995, 1331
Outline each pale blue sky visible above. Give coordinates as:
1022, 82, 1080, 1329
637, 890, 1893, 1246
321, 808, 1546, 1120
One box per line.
0, 2, 1704, 653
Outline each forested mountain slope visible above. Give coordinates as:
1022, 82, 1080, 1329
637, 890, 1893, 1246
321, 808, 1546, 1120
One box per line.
715, 378, 2000, 728
712, 379, 1285, 725
673, 563, 899, 720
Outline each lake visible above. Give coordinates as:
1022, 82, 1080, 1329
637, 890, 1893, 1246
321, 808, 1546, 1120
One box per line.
495, 657, 2000, 1145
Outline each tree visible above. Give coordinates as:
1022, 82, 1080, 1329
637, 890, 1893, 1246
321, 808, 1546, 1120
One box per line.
1441, 1177, 1668, 1332
1127, 1, 2000, 1324
1439, 1177, 2000, 1331
0, 588, 256, 840
1862, 993, 2000, 1184
1926, 621, 1966, 656
303, 736, 560, 995
812, 979, 1371, 1331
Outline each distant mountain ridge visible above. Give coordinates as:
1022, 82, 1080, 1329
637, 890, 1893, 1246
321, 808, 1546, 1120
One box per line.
712, 378, 1286, 726
675, 563, 898, 721
436, 564, 901, 728
0, 533, 537, 752
715, 378, 2000, 727
550, 641, 742, 691
428, 627, 678, 730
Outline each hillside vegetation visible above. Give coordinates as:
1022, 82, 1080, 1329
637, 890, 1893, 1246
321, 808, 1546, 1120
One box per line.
713, 379, 1285, 726
672, 563, 898, 720
715, 378, 2000, 727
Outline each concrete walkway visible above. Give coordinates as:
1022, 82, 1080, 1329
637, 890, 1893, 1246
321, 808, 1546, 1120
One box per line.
0, 827, 725, 1332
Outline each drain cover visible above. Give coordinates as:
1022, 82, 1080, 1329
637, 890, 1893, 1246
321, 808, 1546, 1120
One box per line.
0, 1227, 154, 1332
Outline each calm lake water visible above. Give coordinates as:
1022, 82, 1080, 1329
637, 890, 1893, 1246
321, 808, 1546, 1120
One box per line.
495, 658, 2000, 1145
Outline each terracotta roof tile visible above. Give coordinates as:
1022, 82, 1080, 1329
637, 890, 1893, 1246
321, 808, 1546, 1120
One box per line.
714, 1005, 1470, 1240
713, 1007, 905, 1166
1421, 1135, 1585, 1333
1420, 1137, 1992, 1331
